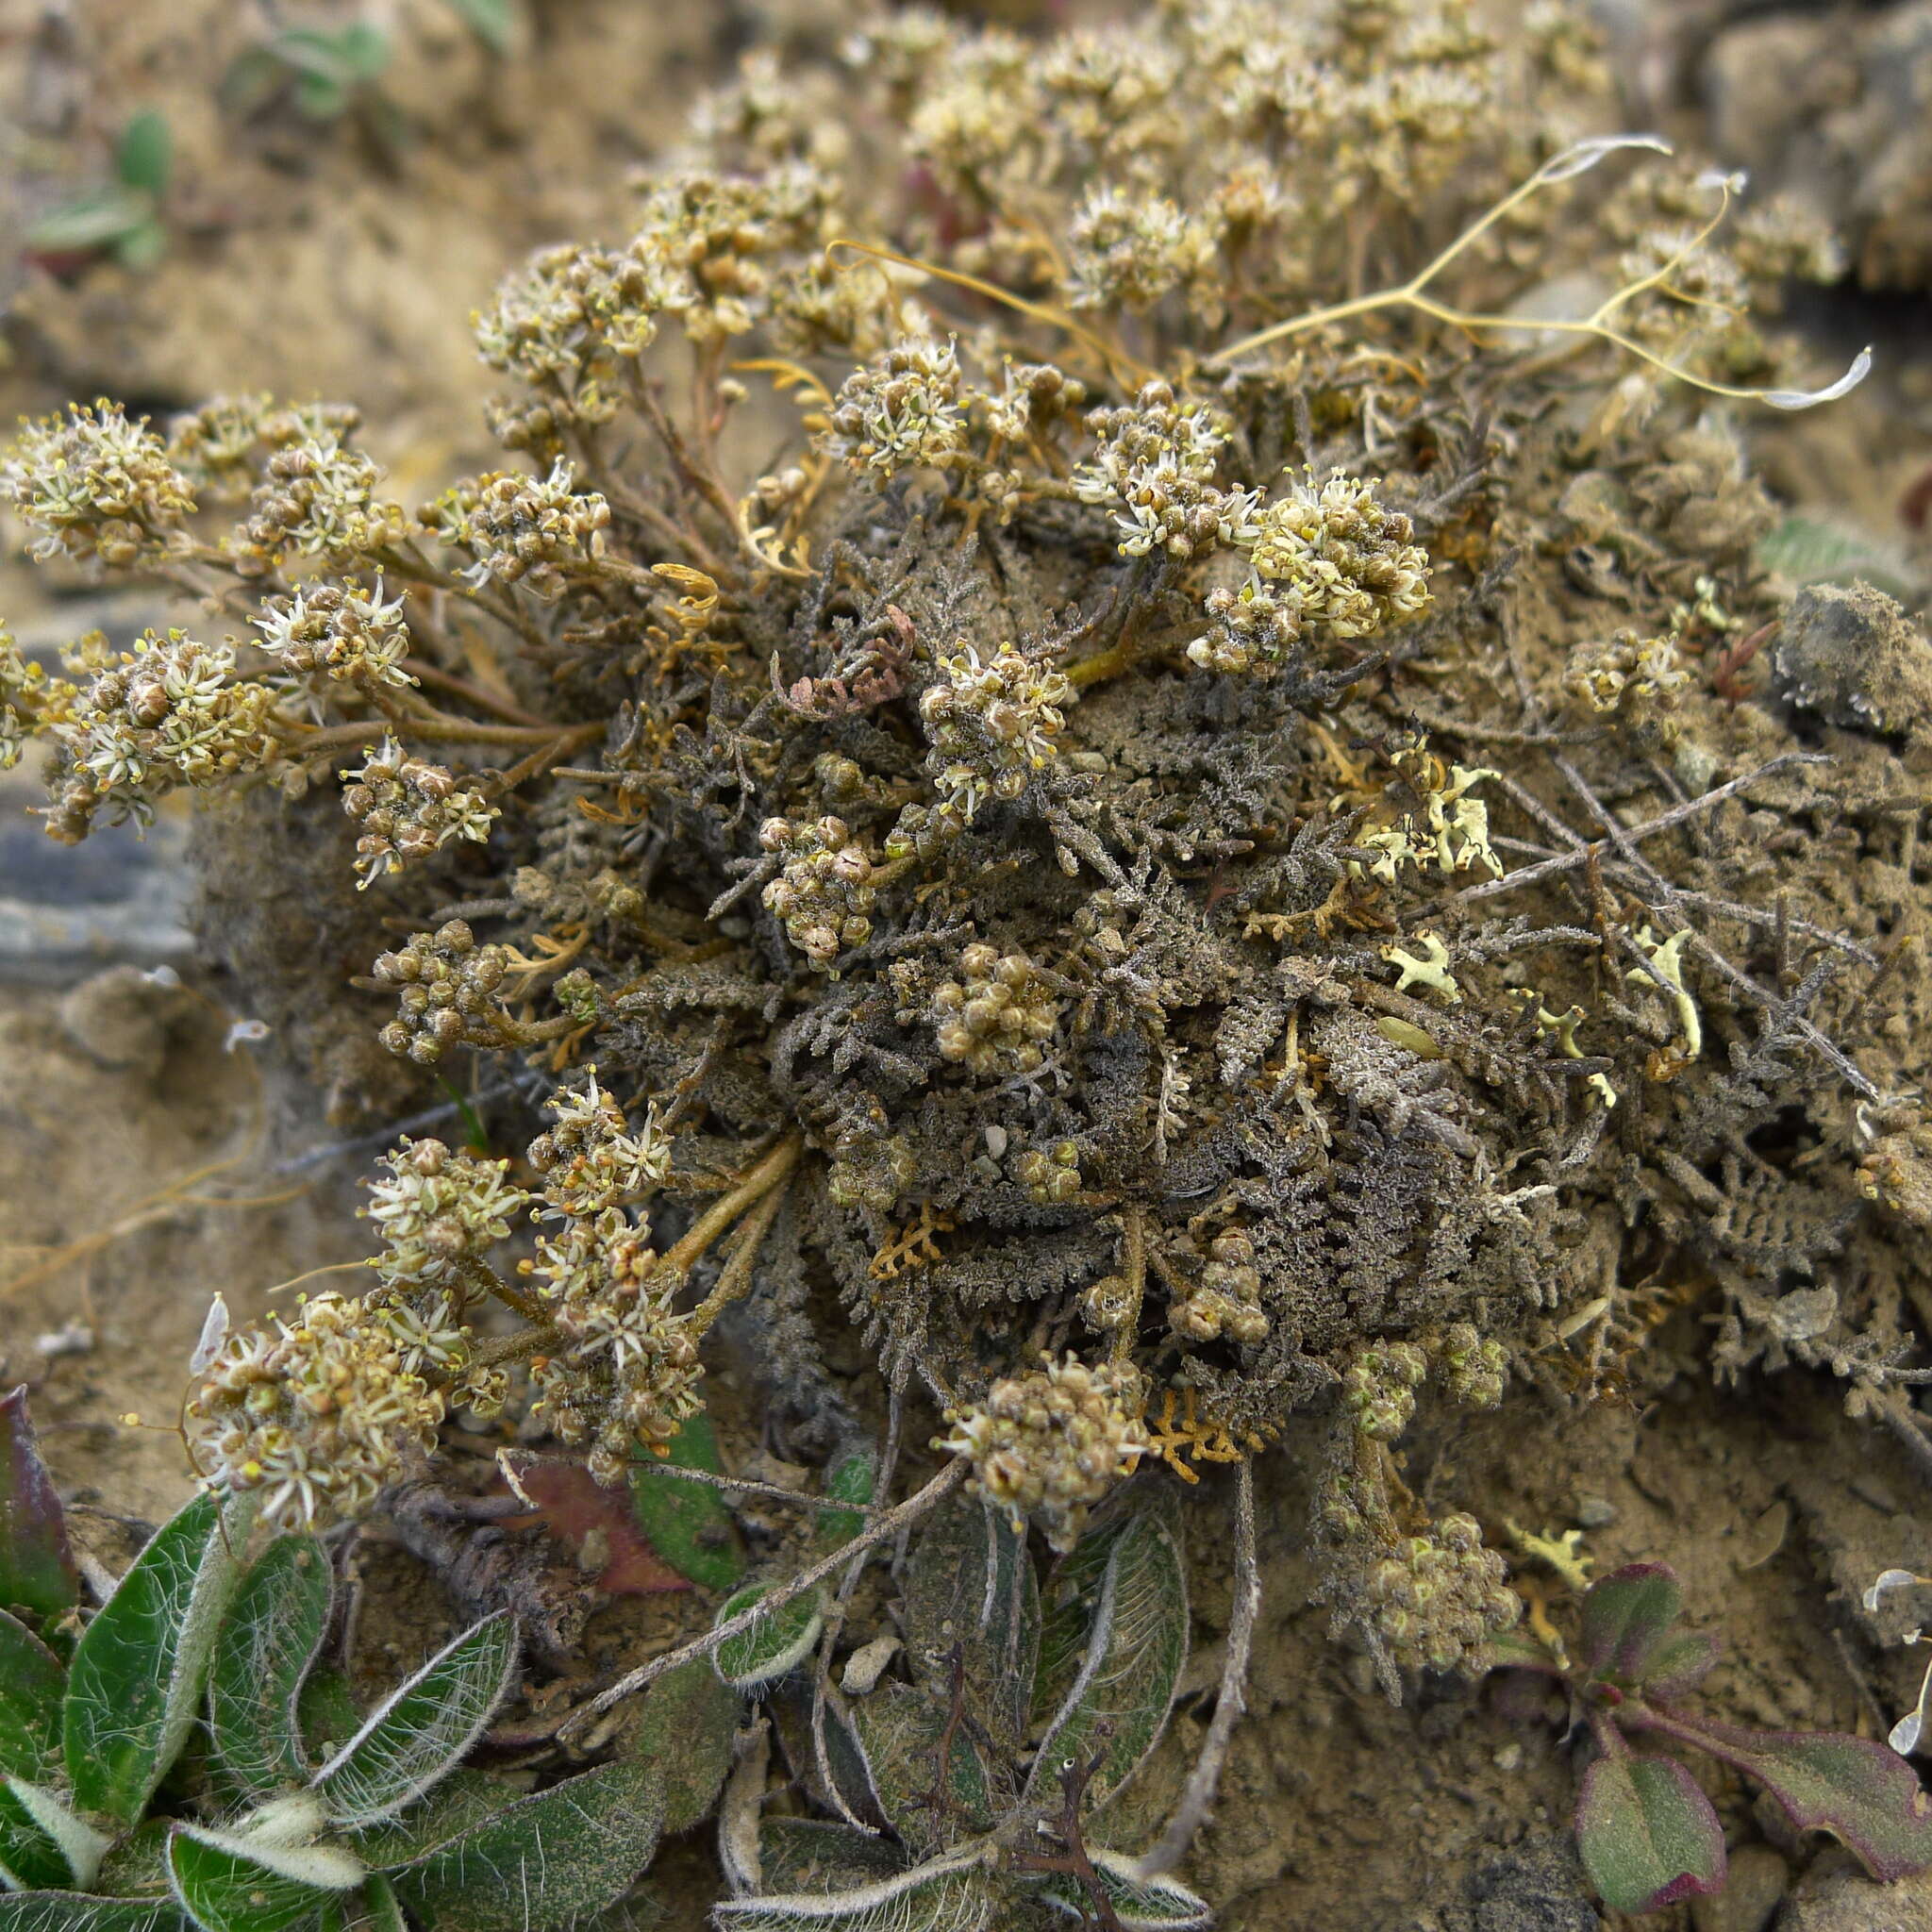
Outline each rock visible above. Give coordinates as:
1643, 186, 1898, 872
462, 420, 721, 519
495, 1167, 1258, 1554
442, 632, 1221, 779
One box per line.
1447, 1836, 1601, 1932
1690, 1843, 1788, 1932
1778, 1858, 1932, 1932
1774, 582, 1932, 736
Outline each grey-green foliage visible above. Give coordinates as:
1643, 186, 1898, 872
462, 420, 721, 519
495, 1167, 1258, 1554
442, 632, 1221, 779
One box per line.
0, 1489, 682, 1932
715, 1485, 1208, 1931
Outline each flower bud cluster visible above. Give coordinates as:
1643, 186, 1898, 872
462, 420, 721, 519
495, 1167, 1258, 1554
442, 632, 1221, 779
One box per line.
423, 460, 611, 601
637, 166, 829, 341
1191, 469, 1431, 674
824, 335, 969, 476
919, 638, 1072, 819
238, 435, 411, 571
1433, 1321, 1508, 1408
1074, 380, 1260, 560
939, 1354, 1150, 1553
364, 1136, 530, 1290
186, 1291, 444, 1530
0, 628, 42, 772
1341, 1339, 1427, 1441
0, 400, 195, 571
1366, 1514, 1520, 1677
373, 919, 513, 1064
40, 629, 276, 841
759, 813, 877, 967
341, 737, 498, 890
256, 578, 414, 698
983, 361, 1088, 445
1170, 1229, 1269, 1344
1561, 628, 1689, 718
528, 1070, 671, 1216
526, 1210, 702, 1483
933, 942, 1061, 1076
164, 396, 361, 501
475, 238, 691, 398
1066, 184, 1214, 313
1014, 1140, 1083, 1206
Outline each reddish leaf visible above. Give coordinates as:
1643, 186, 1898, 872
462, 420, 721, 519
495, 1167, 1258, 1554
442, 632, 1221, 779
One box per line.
0, 1388, 78, 1621
1662, 1716, 1932, 1883
1580, 1563, 1684, 1685
510, 1461, 686, 1595
1576, 1749, 1727, 1913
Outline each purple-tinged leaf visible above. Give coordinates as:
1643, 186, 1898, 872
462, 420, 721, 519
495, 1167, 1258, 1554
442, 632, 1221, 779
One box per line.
1580, 1563, 1684, 1685
1659, 1717, 1932, 1882
1641, 1630, 1722, 1702
1576, 1750, 1727, 1913
0, 1389, 77, 1622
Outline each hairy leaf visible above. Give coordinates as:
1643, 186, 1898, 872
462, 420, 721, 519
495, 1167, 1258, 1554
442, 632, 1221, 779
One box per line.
0, 1784, 82, 1891
756, 1821, 904, 1897
849, 1686, 994, 1857
712, 1849, 993, 1931
1575, 1751, 1725, 1913
629, 1657, 740, 1836
63, 1491, 242, 1827
713, 1582, 823, 1693
629, 1415, 745, 1591
1579, 1564, 1685, 1686
0, 1390, 77, 1622
1026, 1849, 1213, 1927
1641, 1631, 1721, 1701
1026, 1504, 1187, 1812
3, 1779, 111, 1890
296, 1669, 361, 1769
390, 1758, 662, 1932
114, 112, 171, 196
313, 1613, 516, 1828
811, 1451, 875, 1557
166, 1825, 362, 1932
320, 1874, 405, 1932
1031, 1517, 1123, 1734
208, 1537, 331, 1800
347, 1768, 507, 1871
1670, 1717, 1932, 1882
904, 1494, 1039, 1750
0, 1612, 64, 1782
0, 1898, 186, 1932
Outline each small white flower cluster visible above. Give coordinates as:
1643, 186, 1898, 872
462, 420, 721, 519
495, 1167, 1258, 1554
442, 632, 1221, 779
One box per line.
240, 435, 411, 571
423, 460, 611, 601
255, 577, 414, 702
340, 736, 498, 890
1065, 183, 1215, 312
0, 400, 195, 571
41, 629, 276, 841
527, 1070, 672, 1217
939, 1353, 1150, 1554
1561, 627, 1689, 716
760, 813, 879, 967
824, 335, 969, 476
364, 1136, 531, 1290
1191, 469, 1432, 675
1073, 380, 1261, 560
918, 638, 1073, 820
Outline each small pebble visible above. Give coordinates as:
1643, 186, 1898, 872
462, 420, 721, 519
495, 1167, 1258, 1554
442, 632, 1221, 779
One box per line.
1493, 1742, 1524, 1773
1576, 1496, 1617, 1529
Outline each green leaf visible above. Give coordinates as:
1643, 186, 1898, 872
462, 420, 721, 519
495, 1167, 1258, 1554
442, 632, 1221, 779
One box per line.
443, 0, 512, 53
0, 1781, 83, 1890
0, 1390, 77, 1621
1641, 1630, 1721, 1701
112, 220, 167, 274
1575, 1750, 1726, 1913
1579, 1563, 1684, 1685
208, 1538, 331, 1801
811, 1451, 875, 1557
0, 1897, 186, 1931
320, 1874, 405, 1932
1031, 1513, 1125, 1734
2, 1780, 112, 1890
1756, 514, 1923, 603
628, 1657, 738, 1836
335, 25, 391, 79
114, 112, 171, 196
93, 1818, 171, 1901
25, 188, 153, 256
347, 1769, 507, 1871
166, 1824, 362, 1932
1026, 1849, 1213, 1927
848, 1686, 994, 1858
312, 1612, 516, 1829
296, 1671, 360, 1769
1669, 1717, 1932, 1882
711, 1848, 993, 1930
905, 1494, 1039, 1751
217, 49, 288, 118
293, 74, 348, 121
0, 1610, 64, 1781
713, 1582, 823, 1693
755, 1820, 903, 1896
1026, 1503, 1187, 1814
629, 1414, 745, 1591
390, 1758, 662, 1932
63, 1490, 242, 1828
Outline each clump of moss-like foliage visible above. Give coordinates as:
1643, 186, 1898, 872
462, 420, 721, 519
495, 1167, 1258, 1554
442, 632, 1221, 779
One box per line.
6, 2, 1932, 1919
